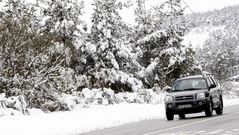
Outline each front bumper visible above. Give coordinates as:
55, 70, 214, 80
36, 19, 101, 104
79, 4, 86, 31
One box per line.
165, 98, 211, 114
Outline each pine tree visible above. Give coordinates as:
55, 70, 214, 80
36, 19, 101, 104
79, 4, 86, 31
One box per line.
200, 30, 232, 82
37, 0, 86, 72
0, 0, 84, 109
0, 0, 55, 107
90, 0, 127, 92
90, 0, 124, 71
89, 0, 141, 92
137, 0, 199, 88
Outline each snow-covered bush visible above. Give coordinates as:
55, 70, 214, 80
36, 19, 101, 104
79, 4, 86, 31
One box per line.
6, 95, 28, 114
93, 69, 143, 93
81, 88, 100, 105
41, 101, 67, 112
114, 89, 166, 104
81, 88, 117, 105
222, 81, 239, 99
115, 92, 144, 103
102, 88, 117, 105
0, 93, 29, 116
41, 92, 83, 112
57, 93, 81, 110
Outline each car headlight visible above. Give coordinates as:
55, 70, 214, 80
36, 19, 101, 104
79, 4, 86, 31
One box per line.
164, 95, 173, 102
197, 92, 205, 99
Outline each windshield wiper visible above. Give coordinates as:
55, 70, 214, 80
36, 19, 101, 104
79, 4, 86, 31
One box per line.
183, 88, 204, 91
172, 88, 204, 92
171, 89, 183, 92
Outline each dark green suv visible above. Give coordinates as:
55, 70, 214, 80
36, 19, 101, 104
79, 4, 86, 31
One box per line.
164, 73, 223, 120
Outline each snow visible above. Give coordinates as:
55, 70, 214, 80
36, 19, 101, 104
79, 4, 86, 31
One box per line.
145, 59, 159, 75
224, 98, 239, 107
0, 0, 239, 134
0, 97, 239, 135
183, 26, 225, 48
230, 75, 239, 81
183, 0, 239, 13
81, 0, 239, 26
0, 103, 165, 135
137, 30, 167, 44
84, 42, 96, 54
1, 0, 238, 30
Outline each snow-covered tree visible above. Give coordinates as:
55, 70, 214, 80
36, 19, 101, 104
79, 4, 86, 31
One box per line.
134, 0, 151, 40
200, 30, 233, 82
136, 0, 199, 88
87, 0, 143, 92
0, 0, 85, 109
37, 0, 86, 72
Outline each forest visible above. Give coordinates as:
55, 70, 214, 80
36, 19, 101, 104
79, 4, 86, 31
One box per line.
0, 0, 238, 112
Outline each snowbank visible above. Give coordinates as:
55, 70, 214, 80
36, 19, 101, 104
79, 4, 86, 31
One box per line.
0, 94, 29, 116
0, 98, 239, 135
0, 103, 165, 135
224, 98, 239, 107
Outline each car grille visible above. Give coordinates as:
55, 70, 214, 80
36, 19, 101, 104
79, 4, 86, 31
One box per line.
176, 102, 193, 105
175, 95, 194, 101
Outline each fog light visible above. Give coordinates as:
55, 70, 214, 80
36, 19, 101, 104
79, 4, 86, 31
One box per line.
167, 103, 173, 108
198, 101, 203, 106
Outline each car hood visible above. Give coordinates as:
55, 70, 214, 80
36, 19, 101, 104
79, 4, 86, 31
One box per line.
167, 89, 208, 97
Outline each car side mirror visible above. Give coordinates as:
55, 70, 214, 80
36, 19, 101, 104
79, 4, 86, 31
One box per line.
210, 84, 216, 89
165, 87, 171, 92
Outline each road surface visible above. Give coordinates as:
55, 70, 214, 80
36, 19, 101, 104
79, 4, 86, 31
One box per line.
84, 105, 239, 135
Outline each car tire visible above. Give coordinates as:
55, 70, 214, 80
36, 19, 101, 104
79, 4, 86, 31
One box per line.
166, 112, 174, 121
178, 113, 185, 119
216, 98, 223, 115
205, 101, 213, 117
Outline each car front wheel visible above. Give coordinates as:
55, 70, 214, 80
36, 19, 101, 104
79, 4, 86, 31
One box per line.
205, 101, 213, 117
216, 98, 223, 115
166, 111, 174, 121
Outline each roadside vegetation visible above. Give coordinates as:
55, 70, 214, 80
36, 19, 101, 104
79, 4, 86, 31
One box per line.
0, 0, 238, 115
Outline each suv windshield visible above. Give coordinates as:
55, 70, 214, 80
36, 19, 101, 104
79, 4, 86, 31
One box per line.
172, 78, 207, 91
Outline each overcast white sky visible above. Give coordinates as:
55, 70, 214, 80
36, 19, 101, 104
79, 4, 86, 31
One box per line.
184, 0, 239, 13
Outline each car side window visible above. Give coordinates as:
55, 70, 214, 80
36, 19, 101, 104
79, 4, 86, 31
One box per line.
210, 76, 218, 86
209, 77, 217, 86
206, 78, 212, 87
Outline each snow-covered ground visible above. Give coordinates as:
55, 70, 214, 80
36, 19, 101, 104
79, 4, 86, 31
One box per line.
1, 97, 239, 135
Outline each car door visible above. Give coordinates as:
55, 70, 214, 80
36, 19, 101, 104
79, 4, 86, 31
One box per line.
208, 77, 220, 107
210, 76, 222, 96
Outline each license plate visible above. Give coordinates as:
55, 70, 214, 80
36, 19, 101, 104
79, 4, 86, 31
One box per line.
178, 104, 192, 109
